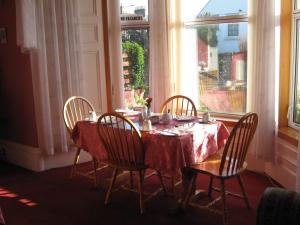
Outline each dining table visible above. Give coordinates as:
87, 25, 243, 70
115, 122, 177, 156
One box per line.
71, 114, 229, 177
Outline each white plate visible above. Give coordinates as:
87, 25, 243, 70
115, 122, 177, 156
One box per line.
173, 116, 195, 122
159, 131, 178, 136
158, 129, 180, 136
115, 109, 141, 117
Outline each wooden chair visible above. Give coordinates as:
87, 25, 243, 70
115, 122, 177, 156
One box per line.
160, 95, 197, 116
182, 112, 258, 225
97, 112, 165, 214
160, 95, 197, 194
63, 96, 103, 187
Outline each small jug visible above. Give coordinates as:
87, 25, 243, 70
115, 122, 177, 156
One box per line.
202, 112, 210, 123
142, 119, 152, 131
161, 110, 172, 124
89, 111, 97, 122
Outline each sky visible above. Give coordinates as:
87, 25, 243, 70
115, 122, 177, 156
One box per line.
120, 0, 148, 15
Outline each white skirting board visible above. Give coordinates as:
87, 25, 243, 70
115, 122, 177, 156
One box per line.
0, 139, 92, 172
246, 137, 298, 191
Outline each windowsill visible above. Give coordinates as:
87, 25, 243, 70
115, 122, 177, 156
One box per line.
212, 120, 299, 146
278, 126, 298, 147
211, 114, 240, 127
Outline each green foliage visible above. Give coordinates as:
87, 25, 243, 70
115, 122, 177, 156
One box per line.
197, 25, 219, 47
122, 41, 145, 89
134, 89, 146, 106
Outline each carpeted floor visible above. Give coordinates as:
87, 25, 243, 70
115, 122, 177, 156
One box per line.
0, 161, 275, 225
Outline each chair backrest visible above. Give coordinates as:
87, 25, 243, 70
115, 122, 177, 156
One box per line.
63, 96, 95, 134
160, 95, 197, 116
219, 112, 258, 176
97, 112, 145, 168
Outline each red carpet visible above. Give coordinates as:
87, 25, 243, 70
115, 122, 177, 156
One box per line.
0, 162, 275, 225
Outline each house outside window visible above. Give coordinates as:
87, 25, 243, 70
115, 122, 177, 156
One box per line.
183, 0, 248, 114
228, 23, 239, 36
289, 0, 300, 127
120, 0, 149, 109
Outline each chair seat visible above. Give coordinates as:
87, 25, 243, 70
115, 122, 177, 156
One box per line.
189, 153, 247, 178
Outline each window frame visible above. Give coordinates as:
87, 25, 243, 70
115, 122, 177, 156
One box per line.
295, 0, 300, 12
288, 2, 300, 129
184, 12, 248, 116
228, 23, 239, 37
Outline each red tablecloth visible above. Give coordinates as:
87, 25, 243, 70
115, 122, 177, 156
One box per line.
72, 120, 229, 175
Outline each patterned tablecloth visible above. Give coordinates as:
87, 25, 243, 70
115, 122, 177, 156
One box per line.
72, 119, 229, 176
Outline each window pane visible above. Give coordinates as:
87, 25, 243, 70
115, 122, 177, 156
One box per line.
122, 29, 149, 108
295, 0, 300, 10
293, 20, 300, 124
183, 0, 247, 21
120, 0, 148, 22
189, 22, 247, 114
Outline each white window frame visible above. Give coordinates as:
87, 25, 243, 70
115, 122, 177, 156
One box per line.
288, 0, 300, 129
228, 23, 239, 37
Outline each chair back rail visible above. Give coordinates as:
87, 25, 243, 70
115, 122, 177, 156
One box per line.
219, 112, 258, 176
63, 96, 95, 134
97, 113, 145, 168
160, 95, 197, 116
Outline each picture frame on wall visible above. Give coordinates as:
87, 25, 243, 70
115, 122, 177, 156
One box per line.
0, 28, 7, 44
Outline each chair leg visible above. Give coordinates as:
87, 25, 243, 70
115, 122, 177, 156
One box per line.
220, 179, 228, 225
105, 168, 118, 205
130, 171, 134, 189
92, 158, 98, 188
208, 176, 213, 197
156, 170, 167, 195
70, 147, 81, 178
237, 175, 250, 209
137, 170, 145, 214
171, 176, 175, 194
182, 173, 196, 209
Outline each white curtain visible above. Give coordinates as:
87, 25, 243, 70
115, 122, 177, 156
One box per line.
247, 0, 276, 161
175, 0, 199, 107
149, 0, 174, 112
107, 0, 124, 110
15, 0, 37, 51
149, 0, 199, 112
16, 0, 82, 155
